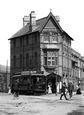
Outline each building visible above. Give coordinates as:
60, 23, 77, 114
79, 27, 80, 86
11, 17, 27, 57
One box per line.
0, 64, 10, 92
8, 11, 84, 93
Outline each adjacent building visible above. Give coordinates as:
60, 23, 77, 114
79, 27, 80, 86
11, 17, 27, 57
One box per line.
8, 11, 84, 93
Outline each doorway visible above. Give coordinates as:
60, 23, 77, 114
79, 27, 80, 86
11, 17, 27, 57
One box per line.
46, 73, 58, 93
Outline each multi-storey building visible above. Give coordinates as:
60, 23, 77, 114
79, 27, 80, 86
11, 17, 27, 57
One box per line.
9, 11, 84, 93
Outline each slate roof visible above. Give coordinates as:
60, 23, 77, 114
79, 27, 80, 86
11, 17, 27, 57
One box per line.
9, 16, 47, 39
9, 12, 73, 40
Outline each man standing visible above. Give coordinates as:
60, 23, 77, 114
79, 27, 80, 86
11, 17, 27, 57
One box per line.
68, 83, 74, 98
60, 82, 68, 100
13, 80, 19, 99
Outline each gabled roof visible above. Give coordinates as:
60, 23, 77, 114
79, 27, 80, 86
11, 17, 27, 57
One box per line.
63, 31, 73, 40
9, 12, 73, 40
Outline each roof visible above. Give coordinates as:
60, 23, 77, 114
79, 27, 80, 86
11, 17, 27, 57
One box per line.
63, 31, 73, 40
9, 16, 47, 39
9, 12, 73, 40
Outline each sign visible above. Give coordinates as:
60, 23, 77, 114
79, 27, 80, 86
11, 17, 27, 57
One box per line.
21, 71, 30, 75
21, 71, 44, 76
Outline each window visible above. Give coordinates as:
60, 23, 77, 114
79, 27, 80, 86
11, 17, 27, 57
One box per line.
34, 52, 38, 65
20, 54, 22, 67
43, 31, 50, 42
34, 34, 37, 43
20, 38, 22, 46
30, 59, 32, 65
13, 55, 16, 67
26, 53, 29, 66
26, 36, 29, 45
44, 51, 58, 66
14, 39, 16, 48
44, 35, 50, 42
52, 32, 58, 42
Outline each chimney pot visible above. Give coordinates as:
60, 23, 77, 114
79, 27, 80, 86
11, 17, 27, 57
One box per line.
23, 16, 30, 27
55, 15, 60, 23
29, 11, 36, 31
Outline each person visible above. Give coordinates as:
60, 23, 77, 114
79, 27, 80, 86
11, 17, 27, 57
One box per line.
48, 84, 52, 94
60, 82, 68, 100
8, 84, 11, 94
13, 80, 19, 99
76, 84, 82, 95
68, 83, 74, 98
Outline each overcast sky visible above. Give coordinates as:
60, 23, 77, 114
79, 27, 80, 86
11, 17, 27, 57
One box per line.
0, 0, 84, 66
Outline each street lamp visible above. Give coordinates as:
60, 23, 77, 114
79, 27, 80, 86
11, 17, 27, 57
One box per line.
55, 69, 58, 95
56, 72, 57, 95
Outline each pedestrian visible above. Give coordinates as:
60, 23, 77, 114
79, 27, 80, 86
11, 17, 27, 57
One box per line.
8, 84, 11, 94
60, 82, 68, 100
68, 83, 74, 98
76, 84, 82, 95
13, 80, 19, 99
48, 84, 52, 94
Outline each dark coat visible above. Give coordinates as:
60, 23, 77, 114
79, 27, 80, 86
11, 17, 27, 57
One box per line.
14, 81, 19, 91
68, 84, 74, 91
61, 85, 66, 93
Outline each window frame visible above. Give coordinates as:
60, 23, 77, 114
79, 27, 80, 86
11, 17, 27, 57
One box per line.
44, 51, 58, 66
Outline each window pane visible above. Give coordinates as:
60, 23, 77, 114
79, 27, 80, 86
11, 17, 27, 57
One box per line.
48, 61, 51, 65
44, 36, 49, 42
52, 57, 55, 60
48, 57, 51, 60
52, 52, 55, 57
26, 36, 29, 45
44, 57, 47, 65
56, 57, 58, 65
44, 52, 47, 56
48, 52, 52, 56
52, 32, 58, 42
52, 61, 55, 65
35, 52, 38, 65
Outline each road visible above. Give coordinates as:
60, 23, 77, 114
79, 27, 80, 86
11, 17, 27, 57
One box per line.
0, 91, 84, 115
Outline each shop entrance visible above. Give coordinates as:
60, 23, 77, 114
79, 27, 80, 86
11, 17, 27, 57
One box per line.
46, 73, 59, 93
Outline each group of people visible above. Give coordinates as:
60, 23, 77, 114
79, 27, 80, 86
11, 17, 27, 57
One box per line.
60, 82, 82, 100
8, 80, 82, 100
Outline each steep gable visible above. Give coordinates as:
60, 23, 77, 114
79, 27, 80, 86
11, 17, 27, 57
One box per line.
8, 11, 73, 41
45, 18, 56, 28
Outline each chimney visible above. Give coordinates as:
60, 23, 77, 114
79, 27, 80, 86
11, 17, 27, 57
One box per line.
55, 15, 60, 23
29, 11, 36, 31
23, 16, 30, 27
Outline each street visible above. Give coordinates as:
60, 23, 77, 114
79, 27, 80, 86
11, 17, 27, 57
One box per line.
0, 91, 84, 115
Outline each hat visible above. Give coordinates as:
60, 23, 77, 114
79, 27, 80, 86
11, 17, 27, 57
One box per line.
63, 82, 66, 85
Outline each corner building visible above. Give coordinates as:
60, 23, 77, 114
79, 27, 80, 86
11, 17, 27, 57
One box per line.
9, 11, 84, 93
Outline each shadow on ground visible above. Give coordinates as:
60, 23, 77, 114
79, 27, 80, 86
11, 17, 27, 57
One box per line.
67, 109, 84, 115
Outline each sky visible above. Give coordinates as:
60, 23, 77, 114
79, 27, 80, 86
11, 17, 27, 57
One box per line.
0, 0, 84, 66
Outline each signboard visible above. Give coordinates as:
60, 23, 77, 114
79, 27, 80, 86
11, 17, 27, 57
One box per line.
21, 71, 30, 75
21, 71, 44, 76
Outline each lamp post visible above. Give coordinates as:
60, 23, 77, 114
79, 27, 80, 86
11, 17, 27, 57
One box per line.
55, 49, 59, 96
56, 72, 57, 95
55, 69, 58, 95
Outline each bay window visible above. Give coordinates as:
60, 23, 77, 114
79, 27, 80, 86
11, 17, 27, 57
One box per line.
44, 51, 58, 66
